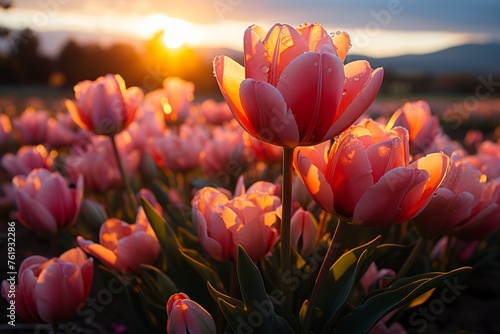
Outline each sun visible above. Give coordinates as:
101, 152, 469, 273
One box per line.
140, 14, 196, 49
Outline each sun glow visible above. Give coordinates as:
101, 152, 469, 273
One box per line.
140, 14, 196, 49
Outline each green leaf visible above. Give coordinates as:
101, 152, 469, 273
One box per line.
218, 298, 249, 333
334, 267, 472, 333
139, 264, 179, 303
179, 248, 225, 292
207, 281, 245, 309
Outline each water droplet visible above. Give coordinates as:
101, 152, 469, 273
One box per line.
342, 89, 347, 96
313, 61, 319, 67
433, 193, 438, 197
326, 67, 333, 73
348, 43, 353, 49
261, 65, 270, 73
212, 71, 216, 77
398, 207, 402, 210
353, 76, 360, 82
335, 30, 341, 35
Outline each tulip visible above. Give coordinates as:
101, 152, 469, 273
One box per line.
1, 248, 93, 324
0, 113, 12, 147
12, 168, 83, 234
13, 108, 49, 145
243, 132, 283, 164
66, 136, 140, 193
214, 23, 383, 147
78, 207, 160, 274
148, 124, 208, 172
294, 120, 449, 227
197, 99, 234, 125
166, 293, 216, 334
413, 154, 499, 240
46, 112, 86, 148
192, 182, 280, 262
141, 77, 194, 126
462, 140, 500, 180
290, 208, 318, 257
360, 263, 395, 296
386, 100, 440, 155
65, 74, 143, 136
2, 145, 52, 177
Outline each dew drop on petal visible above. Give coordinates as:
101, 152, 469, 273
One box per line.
342, 89, 347, 96
354, 76, 360, 82
281, 36, 293, 47
326, 67, 333, 73
261, 65, 270, 73
335, 30, 341, 35
313, 61, 319, 67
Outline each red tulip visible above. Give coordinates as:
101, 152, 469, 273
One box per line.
214, 23, 383, 147
1, 248, 93, 324
193, 182, 280, 262
78, 207, 160, 274
166, 293, 216, 334
12, 168, 83, 234
66, 74, 143, 136
295, 120, 449, 227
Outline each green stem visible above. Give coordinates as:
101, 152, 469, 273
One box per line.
280, 147, 294, 324
300, 217, 349, 334
110, 135, 138, 219
396, 236, 427, 280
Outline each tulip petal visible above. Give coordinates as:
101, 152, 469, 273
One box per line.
117, 232, 160, 273
277, 51, 344, 145
297, 23, 334, 53
213, 56, 254, 134
323, 66, 383, 140
196, 211, 225, 261
413, 188, 475, 238
244, 25, 271, 82
326, 135, 374, 216
239, 79, 299, 147
100, 218, 133, 251
232, 213, 279, 261
35, 175, 74, 225
408, 152, 450, 218
65, 99, 90, 131
263, 24, 308, 86
36, 262, 84, 323
332, 31, 351, 62
78, 236, 122, 272
353, 167, 429, 227
15, 190, 58, 234
295, 150, 334, 213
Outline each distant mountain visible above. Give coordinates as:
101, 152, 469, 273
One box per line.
346, 43, 500, 75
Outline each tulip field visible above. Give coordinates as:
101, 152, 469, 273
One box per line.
1, 23, 500, 334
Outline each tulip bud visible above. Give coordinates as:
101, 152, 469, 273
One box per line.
166, 293, 216, 334
290, 208, 318, 257
78, 198, 108, 229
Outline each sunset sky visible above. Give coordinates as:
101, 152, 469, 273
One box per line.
1, 0, 499, 57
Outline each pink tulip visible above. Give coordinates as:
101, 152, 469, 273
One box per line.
166, 293, 216, 334
13, 108, 49, 145
197, 99, 234, 125
2, 145, 52, 177
66, 136, 140, 192
295, 119, 449, 227
413, 154, 499, 240
46, 113, 86, 148
78, 207, 160, 274
1, 248, 93, 324
360, 263, 395, 296
65, 74, 143, 136
200, 121, 247, 186
386, 100, 440, 155
243, 132, 283, 164
0, 113, 12, 147
193, 182, 281, 262
290, 208, 318, 257
462, 140, 500, 180
141, 77, 194, 126
12, 168, 83, 234
148, 124, 208, 172
214, 23, 383, 147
